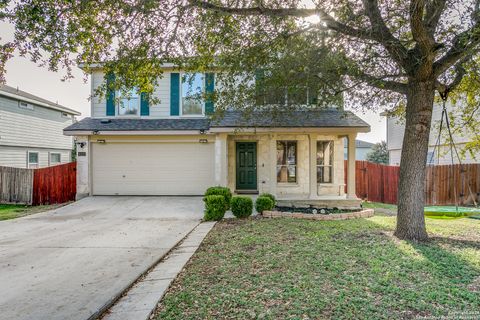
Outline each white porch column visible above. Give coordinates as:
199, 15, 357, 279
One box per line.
269, 133, 277, 196
309, 134, 317, 199
214, 133, 228, 186
347, 133, 357, 199
75, 135, 90, 200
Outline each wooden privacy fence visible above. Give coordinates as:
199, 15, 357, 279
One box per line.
345, 160, 480, 206
0, 166, 33, 204
0, 162, 76, 205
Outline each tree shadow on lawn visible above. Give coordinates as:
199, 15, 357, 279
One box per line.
363, 218, 480, 316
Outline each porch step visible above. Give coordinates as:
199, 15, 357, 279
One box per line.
235, 190, 259, 195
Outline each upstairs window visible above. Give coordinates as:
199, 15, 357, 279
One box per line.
277, 141, 297, 183
255, 70, 317, 106
181, 73, 204, 116
317, 141, 334, 183
117, 89, 140, 116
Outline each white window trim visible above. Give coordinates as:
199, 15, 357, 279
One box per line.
116, 89, 141, 117
49, 152, 61, 166
180, 72, 205, 117
276, 140, 298, 184
316, 140, 334, 184
27, 151, 39, 169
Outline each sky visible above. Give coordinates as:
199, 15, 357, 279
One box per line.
0, 22, 386, 143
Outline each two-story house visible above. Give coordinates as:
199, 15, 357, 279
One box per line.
64, 67, 370, 207
0, 85, 80, 168
384, 101, 479, 166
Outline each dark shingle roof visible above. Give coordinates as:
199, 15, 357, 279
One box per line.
0, 84, 81, 115
64, 109, 369, 132
211, 109, 370, 128
64, 117, 210, 132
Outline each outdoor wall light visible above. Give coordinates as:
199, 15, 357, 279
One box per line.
97, 139, 106, 144
199, 139, 208, 143
76, 142, 86, 148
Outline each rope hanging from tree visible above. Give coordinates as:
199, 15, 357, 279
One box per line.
428, 91, 478, 211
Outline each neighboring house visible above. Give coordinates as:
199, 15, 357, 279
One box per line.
343, 139, 374, 161
64, 67, 370, 206
384, 102, 480, 166
0, 85, 80, 168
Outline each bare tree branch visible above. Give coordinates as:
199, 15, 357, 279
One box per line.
346, 70, 408, 94
189, 0, 318, 17
433, 0, 480, 77
410, 0, 435, 55
424, 0, 446, 35
190, 1, 380, 41
435, 61, 467, 96
361, 0, 409, 68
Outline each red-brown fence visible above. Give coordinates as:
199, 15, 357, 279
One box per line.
32, 162, 76, 205
345, 160, 480, 206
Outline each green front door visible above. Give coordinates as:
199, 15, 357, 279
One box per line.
236, 142, 257, 190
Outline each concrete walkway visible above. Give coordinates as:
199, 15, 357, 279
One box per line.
0, 196, 203, 320
101, 222, 216, 320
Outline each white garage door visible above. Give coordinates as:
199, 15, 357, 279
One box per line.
91, 142, 215, 195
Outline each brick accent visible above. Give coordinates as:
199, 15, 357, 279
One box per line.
262, 208, 374, 220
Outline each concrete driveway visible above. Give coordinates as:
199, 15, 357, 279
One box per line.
0, 196, 203, 320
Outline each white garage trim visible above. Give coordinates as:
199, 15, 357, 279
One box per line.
91, 141, 215, 195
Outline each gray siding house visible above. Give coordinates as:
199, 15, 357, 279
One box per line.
343, 139, 374, 161
0, 85, 81, 168
384, 101, 479, 166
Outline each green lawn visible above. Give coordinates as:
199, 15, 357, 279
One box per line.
362, 201, 398, 212
155, 216, 480, 319
0, 204, 62, 220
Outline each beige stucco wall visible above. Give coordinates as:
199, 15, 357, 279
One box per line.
227, 132, 345, 198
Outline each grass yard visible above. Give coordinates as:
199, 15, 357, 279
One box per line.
155, 216, 480, 319
0, 204, 63, 220
362, 201, 398, 212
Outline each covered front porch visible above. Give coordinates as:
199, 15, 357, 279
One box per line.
212, 129, 361, 208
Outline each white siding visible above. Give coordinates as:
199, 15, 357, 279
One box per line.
389, 149, 402, 166
91, 71, 106, 117
91, 70, 172, 118
386, 117, 405, 151
150, 73, 171, 117
0, 145, 71, 168
0, 95, 74, 150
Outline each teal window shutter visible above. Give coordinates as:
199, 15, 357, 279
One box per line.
140, 92, 149, 116
106, 73, 115, 116
205, 73, 215, 115
255, 69, 265, 106
170, 73, 180, 116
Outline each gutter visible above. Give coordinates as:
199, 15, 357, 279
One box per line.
0, 92, 81, 116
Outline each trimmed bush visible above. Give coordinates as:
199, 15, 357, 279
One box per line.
259, 193, 276, 204
205, 186, 232, 210
204, 195, 226, 221
255, 196, 274, 213
231, 196, 253, 218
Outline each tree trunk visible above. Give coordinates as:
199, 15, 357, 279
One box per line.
394, 80, 435, 241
